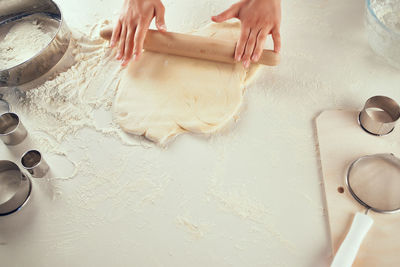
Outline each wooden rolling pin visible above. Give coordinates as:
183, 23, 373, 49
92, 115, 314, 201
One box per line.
100, 27, 280, 66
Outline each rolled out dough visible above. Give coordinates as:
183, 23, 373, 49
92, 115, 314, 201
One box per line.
113, 21, 260, 145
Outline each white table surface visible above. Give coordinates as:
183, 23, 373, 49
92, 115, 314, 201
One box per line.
1, 0, 400, 266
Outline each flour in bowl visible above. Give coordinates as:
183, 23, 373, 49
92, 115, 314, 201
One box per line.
0, 14, 57, 69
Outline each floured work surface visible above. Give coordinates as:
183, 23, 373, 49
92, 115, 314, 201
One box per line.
316, 110, 400, 266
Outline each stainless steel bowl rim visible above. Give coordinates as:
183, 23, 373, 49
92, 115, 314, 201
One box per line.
0, 0, 68, 72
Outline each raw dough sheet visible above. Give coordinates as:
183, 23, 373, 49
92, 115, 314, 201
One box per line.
113, 22, 260, 145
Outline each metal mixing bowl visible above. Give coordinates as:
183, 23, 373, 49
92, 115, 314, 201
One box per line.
0, 0, 71, 87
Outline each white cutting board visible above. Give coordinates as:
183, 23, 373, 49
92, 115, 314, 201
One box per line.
316, 110, 400, 266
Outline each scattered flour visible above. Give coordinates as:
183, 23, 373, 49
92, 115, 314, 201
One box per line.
176, 215, 208, 239
0, 20, 151, 149
0, 14, 57, 69
206, 150, 298, 254
0, 20, 151, 191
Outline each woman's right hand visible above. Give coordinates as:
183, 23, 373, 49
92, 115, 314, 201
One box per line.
111, 0, 166, 66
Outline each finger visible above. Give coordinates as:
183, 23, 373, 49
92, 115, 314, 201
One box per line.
235, 25, 250, 62
110, 20, 122, 48
272, 29, 281, 53
211, 4, 238, 23
251, 29, 268, 62
122, 26, 136, 66
155, 4, 167, 31
116, 23, 127, 60
242, 29, 258, 68
133, 18, 151, 61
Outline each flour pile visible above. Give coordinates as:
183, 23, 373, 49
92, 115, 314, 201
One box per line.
0, 14, 57, 69
8, 22, 129, 144
0, 21, 149, 181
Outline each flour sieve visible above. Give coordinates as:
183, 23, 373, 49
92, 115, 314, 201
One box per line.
331, 153, 400, 267
0, 0, 71, 87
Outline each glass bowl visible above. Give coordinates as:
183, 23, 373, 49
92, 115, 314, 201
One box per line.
366, 0, 400, 69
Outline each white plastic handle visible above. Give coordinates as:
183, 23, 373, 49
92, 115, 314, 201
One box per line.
331, 212, 374, 267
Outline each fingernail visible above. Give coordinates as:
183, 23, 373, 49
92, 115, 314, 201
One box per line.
122, 59, 130, 66
236, 55, 241, 62
244, 60, 250, 68
159, 24, 167, 31
116, 53, 120, 59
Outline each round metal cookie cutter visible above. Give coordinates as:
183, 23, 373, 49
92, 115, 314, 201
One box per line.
21, 149, 50, 178
359, 95, 400, 136
0, 0, 71, 87
0, 160, 32, 216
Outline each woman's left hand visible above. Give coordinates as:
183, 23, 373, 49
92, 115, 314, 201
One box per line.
212, 0, 281, 68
